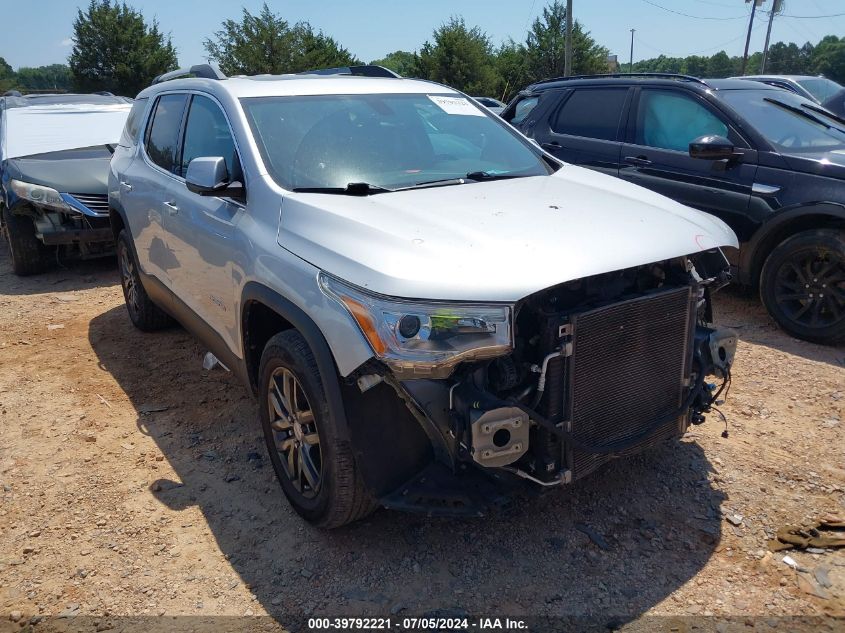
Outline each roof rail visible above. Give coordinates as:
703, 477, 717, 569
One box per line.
534, 72, 709, 86
297, 65, 401, 79
152, 64, 227, 85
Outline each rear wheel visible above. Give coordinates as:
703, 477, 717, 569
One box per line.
259, 330, 376, 528
117, 230, 173, 331
2, 207, 53, 276
760, 229, 845, 345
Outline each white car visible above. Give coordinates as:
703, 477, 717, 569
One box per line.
109, 64, 739, 527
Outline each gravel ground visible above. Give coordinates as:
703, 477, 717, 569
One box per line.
0, 243, 844, 632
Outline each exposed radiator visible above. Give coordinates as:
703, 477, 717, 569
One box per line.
566, 286, 696, 480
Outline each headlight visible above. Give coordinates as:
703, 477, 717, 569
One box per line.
320, 274, 512, 377
9, 179, 71, 212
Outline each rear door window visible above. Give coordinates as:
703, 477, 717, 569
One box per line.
144, 93, 188, 173
551, 88, 628, 141
635, 90, 729, 152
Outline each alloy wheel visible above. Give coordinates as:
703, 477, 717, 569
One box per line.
118, 242, 140, 314
773, 248, 845, 329
268, 367, 322, 499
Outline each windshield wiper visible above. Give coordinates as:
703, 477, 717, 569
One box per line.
800, 102, 845, 129
395, 171, 527, 192
292, 182, 392, 196
464, 171, 525, 181
764, 97, 833, 129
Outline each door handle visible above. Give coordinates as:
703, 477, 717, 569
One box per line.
624, 156, 652, 167
163, 201, 179, 216
120, 180, 133, 192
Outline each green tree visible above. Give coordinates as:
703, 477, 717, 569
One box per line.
706, 51, 735, 77
496, 40, 531, 102
412, 17, 500, 95
16, 65, 73, 92
812, 35, 845, 84
204, 3, 358, 76
370, 51, 415, 76
0, 56, 15, 93
69, 0, 177, 96
766, 41, 811, 75
525, 0, 609, 80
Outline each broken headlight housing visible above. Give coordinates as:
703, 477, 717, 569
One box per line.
9, 179, 71, 212
320, 273, 512, 377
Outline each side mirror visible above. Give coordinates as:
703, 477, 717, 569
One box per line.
689, 135, 736, 161
185, 157, 246, 201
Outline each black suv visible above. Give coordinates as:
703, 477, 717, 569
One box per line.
503, 73, 845, 345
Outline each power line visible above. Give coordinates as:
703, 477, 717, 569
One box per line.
638, 0, 749, 21
780, 12, 845, 18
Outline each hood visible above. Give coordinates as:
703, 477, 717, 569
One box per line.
779, 149, 845, 180
3, 148, 111, 194
278, 165, 739, 302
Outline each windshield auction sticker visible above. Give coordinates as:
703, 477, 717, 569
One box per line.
427, 95, 486, 116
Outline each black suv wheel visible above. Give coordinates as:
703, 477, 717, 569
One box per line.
2, 207, 53, 276
117, 230, 173, 331
760, 229, 845, 345
259, 330, 376, 528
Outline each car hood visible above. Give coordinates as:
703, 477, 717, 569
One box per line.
278, 165, 739, 302
3, 152, 111, 194
779, 149, 845, 180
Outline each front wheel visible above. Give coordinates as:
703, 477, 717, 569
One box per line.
760, 229, 845, 345
259, 330, 376, 528
2, 207, 53, 276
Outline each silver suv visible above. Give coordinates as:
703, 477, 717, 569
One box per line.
109, 64, 740, 528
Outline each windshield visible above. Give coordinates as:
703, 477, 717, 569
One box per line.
719, 89, 845, 152
796, 77, 842, 104
241, 93, 549, 191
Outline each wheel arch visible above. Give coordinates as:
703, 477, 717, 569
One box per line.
240, 281, 351, 441
741, 202, 845, 288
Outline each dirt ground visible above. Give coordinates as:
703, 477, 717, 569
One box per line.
1, 242, 844, 632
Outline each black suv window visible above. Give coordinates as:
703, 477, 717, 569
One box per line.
145, 94, 188, 173
119, 97, 148, 147
635, 89, 729, 152
180, 95, 240, 180
508, 95, 539, 125
551, 88, 628, 141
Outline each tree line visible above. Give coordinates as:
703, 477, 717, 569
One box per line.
2, 0, 843, 102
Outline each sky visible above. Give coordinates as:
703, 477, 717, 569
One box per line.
2, 0, 845, 71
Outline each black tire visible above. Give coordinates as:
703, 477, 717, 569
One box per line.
259, 330, 377, 528
760, 228, 845, 345
116, 230, 173, 332
2, 207, 53, 276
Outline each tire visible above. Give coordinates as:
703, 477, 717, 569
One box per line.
259, 330, 377, 528
2, 207, 53, 276
760, 228, 845, 345
116, 230, 173, 331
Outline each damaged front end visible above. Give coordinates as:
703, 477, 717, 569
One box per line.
322, 251, 737, 516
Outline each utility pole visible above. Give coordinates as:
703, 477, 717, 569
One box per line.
564, 0, 573, 76
629, 29, 635, 73
741, 0, 764, 75
761, 0, 782, 73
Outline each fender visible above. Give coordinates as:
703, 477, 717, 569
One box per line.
738, 201, 845, 286
240, 281, 351, 441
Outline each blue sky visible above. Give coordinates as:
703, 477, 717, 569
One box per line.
3, 0, 845, 70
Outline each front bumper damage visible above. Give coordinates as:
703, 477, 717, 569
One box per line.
341, 253, 738, 517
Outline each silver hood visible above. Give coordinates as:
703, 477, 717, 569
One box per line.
278, 165, 739, 302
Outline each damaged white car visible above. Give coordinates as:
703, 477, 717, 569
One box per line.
0, 92, 132, 274
109, 64, 739, 527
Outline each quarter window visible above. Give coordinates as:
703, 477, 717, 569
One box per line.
636, 90, 729, 152
551, 88, 628, 141
180, 95, 240, 180
119, 97, 148, 147
144, 94, 188, 173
